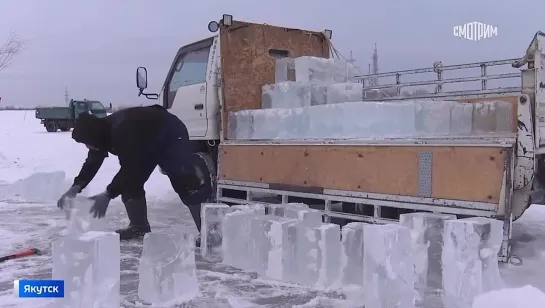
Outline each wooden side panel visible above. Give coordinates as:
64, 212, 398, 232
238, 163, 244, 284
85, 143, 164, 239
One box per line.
219, 21, 330, 138
219, 144, 506, 203
455, 95, 519, 132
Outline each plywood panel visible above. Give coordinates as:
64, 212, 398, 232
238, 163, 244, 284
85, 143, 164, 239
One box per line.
219, 21, 330, 138
219, 144, 505, 203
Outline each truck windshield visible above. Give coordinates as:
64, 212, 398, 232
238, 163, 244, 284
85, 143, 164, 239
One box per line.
89, 102, 105, 110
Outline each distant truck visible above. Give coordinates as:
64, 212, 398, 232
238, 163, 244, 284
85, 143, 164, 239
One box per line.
35, 99, 112, 132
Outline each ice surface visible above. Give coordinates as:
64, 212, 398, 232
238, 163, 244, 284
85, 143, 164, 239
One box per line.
231, 203, 266, 215
363, 224, 415, 308
52, 231, 120, 308
325, 83, 363, 105
249, 215, 297, 276
275, 57, 296, 83
201, 203, 232, 261
267, 203, 309, 216
442, 218, 494, 308
472, 285, 545, 308
261, 82, 311, 109
450, 103, 474, 135
63, 197, 108, 237
399, 212, 456, 305
471, 101, 514, 135
288, 221, 341, 288
463, 217, 505, 292
222, 210, 258, 269
294, 56, 355, 83
138, 231, 198, 305
310, 83, 328, 106
340, 222, 365, 287
285, 208, 323, 224
415, 101, 453, 136
0, 171, 69, 203
251, 108, 310, 140
227, 110, 253, 139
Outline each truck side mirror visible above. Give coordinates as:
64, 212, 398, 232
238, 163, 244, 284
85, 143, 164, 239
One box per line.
136, 67, 148, 91
109, 103, 112, 111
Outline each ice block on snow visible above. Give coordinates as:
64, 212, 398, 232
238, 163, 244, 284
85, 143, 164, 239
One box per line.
201, 203, 232, 261
222, 210, 257, 269
415, 101, 454, 136
138, 231, 198, 305
249, 215, 297, 276
340, 222, 365, 287
63, 197, 108, 237
462, 217, 505, 292
52, 231, 120, 308
363, 224, 415, 308
326, 83, 363, 105
288, 221, 341, 288
261, 81, 311, 109
442, 218, 495, 308
399, 212, 456, 305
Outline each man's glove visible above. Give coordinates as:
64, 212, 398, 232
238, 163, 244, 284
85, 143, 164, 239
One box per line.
89, 192, 112, 218
57, 185, 81, 209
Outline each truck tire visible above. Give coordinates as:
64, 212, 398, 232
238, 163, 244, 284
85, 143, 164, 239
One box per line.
45, 121, 58, 132
59, 125, 71, 132
195, 152, 217, 202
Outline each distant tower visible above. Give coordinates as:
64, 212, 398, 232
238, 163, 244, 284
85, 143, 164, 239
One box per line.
372, 43, 379, 86
64, 87, 70, 105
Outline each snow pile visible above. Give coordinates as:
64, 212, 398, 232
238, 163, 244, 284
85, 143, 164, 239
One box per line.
0, 171, 71, 203
472, 285, 545, 308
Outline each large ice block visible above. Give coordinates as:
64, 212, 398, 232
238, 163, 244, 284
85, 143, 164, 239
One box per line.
294, 56, 355, 83
267, 203, 309, 216
138, 231, 198, 305
227, 110, 253, 139
52, 231, 120, 308
251, 108, 310, 140
492, 100, 514, 133
363, 224, 415, 308
63, 197, 108, 237
275, 57, 296, 83
231, 203, 266, 215
249, 215, 297, 276
442, 219, 494, 308
462, 217, 505, 292
415, 101, 454, 136
326, 83, 363, 105
471, 101, 514, 135
340, 222, 365, 287
310, 83, 328, 106
261, 81, 311, 109
307, 103, 346, 138
285, 208, 323, 224
399, 212, 456, 305
222, 210, 257, 269
288, 221, 341, 288
201, 203, 232, 261
450, 103, 474, 136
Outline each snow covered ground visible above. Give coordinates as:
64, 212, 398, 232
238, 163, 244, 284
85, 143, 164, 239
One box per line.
0, 110, 544, 307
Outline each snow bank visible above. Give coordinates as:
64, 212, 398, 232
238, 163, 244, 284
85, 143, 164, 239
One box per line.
472, 285, 545, 308
0, 171, 71, 203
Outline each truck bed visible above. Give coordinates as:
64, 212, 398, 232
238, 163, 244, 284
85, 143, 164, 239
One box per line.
35, 107, 70, 120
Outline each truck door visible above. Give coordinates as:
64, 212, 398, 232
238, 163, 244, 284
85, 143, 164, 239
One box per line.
74, 101, 89, 117
162, 38, 213, 138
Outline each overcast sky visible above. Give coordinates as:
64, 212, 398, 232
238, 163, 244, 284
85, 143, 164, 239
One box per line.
0, 0, 543, 107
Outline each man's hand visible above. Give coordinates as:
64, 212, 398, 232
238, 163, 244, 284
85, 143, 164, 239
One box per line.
57, 185, 81, 209
89, 192, 112, 218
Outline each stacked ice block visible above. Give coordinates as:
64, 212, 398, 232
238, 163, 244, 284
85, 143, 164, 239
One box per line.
228, 55, 515, 140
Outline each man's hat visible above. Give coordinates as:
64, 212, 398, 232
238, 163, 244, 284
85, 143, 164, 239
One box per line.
72, 113, 109, 150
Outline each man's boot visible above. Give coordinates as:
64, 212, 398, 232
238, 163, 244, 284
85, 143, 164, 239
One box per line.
115, 197, 151, 240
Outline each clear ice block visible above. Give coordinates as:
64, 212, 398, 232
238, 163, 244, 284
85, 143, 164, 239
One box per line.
201, 203, 232, 261
363, 224, 415, 308
340, 222, 365, 287
284, 208, 323, 224
251, 107, 310, 140
399, 212, 457, 305
249, 215, 297, 276
415, 101, 454, 136
138, 231, 198, 305
493, 101, 514, 133
462, 217, 505, 293
261, 81, 311, 109
231, 203, 266, 215
294, 56, 355, 83
63, 197, 108, 237
227, 110, 253, 140
267, 203, 309, 216
275, 57, 296, 83
325, 83, 363, 105
310, 83, 328, 106
288, 221, 341, 288
442, 218, 494, 308
450, 103, 474, 136
308, 103, 346, 138
471, 101, 513, 135
222, 210, 257, 270
52, 231, 120, 308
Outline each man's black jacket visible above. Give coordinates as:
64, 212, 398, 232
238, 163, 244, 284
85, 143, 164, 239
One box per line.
72, 105, 184, 199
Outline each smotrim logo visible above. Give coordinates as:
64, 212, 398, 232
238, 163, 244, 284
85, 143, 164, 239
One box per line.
453, 22, 498, 41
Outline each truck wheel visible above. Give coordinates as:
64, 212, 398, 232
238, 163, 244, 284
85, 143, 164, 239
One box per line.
195, 152, 217, 202
59, 125, 71, 132
45, 121, 58, 132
